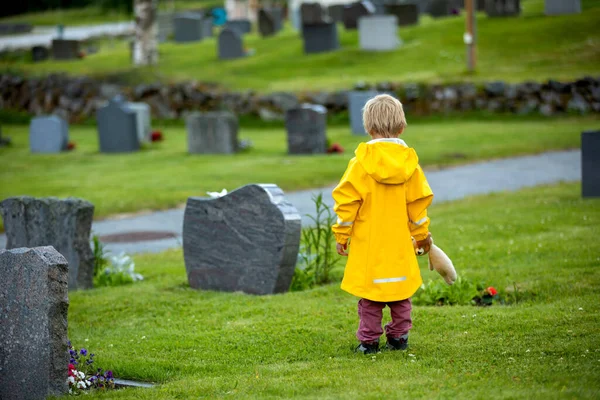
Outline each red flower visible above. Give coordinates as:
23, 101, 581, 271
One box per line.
327, 143, 344, 154
68, 364, 75, 370
77, 51, 86, 59
486, 286, 498, 296
151, 131, 163, 142
67, 142, 76, 150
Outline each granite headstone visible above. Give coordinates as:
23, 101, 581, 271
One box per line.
174, 12, 204, 42
427, 0, 452, 17
349, 91, 385, 135
96, 97, 140, 153
157, 11, 175, 42
301, 2, 331, 24
342, 1, 376, 29
328, 4, 345, 22
29, 115, 69, 154
183, 184, 301, 295
225, 19, 252, 35
358, 15, 400, 51
302, 22, 340, 54
201, 17, 214, 37
51, 39, 80, 60
385, 3, 420, 26
32, 45, 50, 62
186, 111, 239, 154
127, 102, 152, 143
545, 0, 580, 15
285, 104, 327, 154
582, 130, 600, 198
0, 197, 94, 291
485, 0, 520, 16
258, 8, 283, 37
218, 28, 248, 60
0, 246, 69, 400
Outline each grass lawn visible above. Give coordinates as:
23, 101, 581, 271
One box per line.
1, 115, 597, 229
2, 0, 600, 90
62, 183, 600, 399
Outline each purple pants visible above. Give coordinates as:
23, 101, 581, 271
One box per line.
357, 298, 412, 343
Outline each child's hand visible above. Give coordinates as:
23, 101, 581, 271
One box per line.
415, 233, 432, 255
336, 242, 348, 256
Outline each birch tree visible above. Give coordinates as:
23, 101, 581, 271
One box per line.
133, 0, 158, 66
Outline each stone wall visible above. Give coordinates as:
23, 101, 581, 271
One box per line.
0, 74, 598, 123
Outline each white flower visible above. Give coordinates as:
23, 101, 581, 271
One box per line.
78, 371, 85, 379
77, 381, 86, 389
86, 380, 91, 387
68, 376, 75, 384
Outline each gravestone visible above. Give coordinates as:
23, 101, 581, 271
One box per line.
174, 13, 204, 42
285, 104, 327, 154
127, 102, 152, 143
358, 15, 400, 51
370, 0, 387, 14
32, 45, 50, 62
343, 1, 376, 29
302, 22, 340, 54
183, 184, 301, 294
258, 8, 283, 37
582, 130, 600, 198
51, 39, 80, 60
225, 19, 252, 34
186, 111, 239, 154
218, 28, 248, 60
0, 246, 69, 400
349, 91, 381, 135
201, 17, 214, 37
545, 0, 580, 15
427, 0, 452, 17
0, 197, 94, 291
0, 23, 33, 36
301, 2, 331, 24
157, 11, 175, 42
96, 96, 140, 153
29, 115, 69, 154
385, 3, 419, 26
485, 0, 520, 16
328, 4, 345, 22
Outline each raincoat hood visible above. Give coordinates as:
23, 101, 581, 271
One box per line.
354, 138, 419, 185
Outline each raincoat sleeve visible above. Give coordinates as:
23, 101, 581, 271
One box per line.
406, 165, 434, 241
332, 159, 363, 245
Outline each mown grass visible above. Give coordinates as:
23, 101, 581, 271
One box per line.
1, 115, 596, 228
2, 0, 600, 90
61, 183, 600, 399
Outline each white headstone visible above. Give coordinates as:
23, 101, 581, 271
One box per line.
127, 102, 151, 143
358, 15, 400, 51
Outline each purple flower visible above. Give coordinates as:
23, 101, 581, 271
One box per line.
69, 350, 76, 356
80, 348, 87, 356
67, 340, 72, 347
90, 354, 95, 358
105, 371, 113, 379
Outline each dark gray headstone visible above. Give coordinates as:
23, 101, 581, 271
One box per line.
225, 19, 252, 35
427, 0, 452, 17
0, 197, 94, 290
485, 0, 520, 16
582, 130, 600, 198
0, 23, 33, 36
157, 11, 175, 42
258, 8, 283, 37
174, 13, 204, 42
385, 3, 419, 26
349, 91, 381, 135
0, 246, 69, 400
545, 0, 580, 15
29, 115, 69, 154
342, 1, 376, 30
328, 4, 345, 22
183, 184, 301, 295
218, 28, 247, 60
186, 111, 239, 154
32, 45, 50, 62
301, 2, 331, 24
51, 39, 80, 60
96, 97, 140, 153
302, 22, 340, 54
201, 17, 214, 38
285, 104, 327, 154
370, 0, 387, 14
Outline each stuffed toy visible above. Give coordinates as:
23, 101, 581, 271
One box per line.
412, 237, 457, 285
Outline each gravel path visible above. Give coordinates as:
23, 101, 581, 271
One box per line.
0, 150, 581, 255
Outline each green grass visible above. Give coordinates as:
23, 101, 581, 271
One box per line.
62, 183, 600, 399
2, 0, 599, 90
1, 115, 597, 228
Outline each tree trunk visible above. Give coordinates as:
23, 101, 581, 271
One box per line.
133, 0, 158, 66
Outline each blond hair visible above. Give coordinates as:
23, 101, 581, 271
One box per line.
362, 94, 407, 138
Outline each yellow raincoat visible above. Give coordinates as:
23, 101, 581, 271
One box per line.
332, 138, 433, 302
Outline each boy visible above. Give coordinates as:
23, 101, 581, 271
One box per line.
332, 94, 433, 354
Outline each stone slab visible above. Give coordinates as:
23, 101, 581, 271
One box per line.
427, 0, 452, 17
385, 3, 420, 26
285, 104, 328, 154
301, 2, 331, 24
127, 102, 152, 143
545, 0, 581, 15
183, 184, 301, 295
157, 11, 175, 42
32, 45, 50, 62
96, 96, 140, 153
0, 197, 95, 290
328, 4, 345, 22
342, 1, 376, 29
29, 115, 69, 154
582, 130, 600, 197
218, 28, 248, 60
186, 111, 239, 154
51, 39, 80, 60
0, 246, 69, 400
258, 8, 283, 37
225, 19, 252, 35
485, 0, 520, 16
358, 15, 400, 51
302, 22, 340, 54
174, 13, 204, 42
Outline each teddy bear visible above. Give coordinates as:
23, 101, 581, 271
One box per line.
412, 236, 457, 285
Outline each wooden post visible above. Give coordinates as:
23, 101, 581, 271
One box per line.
465, 0, 477, 72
